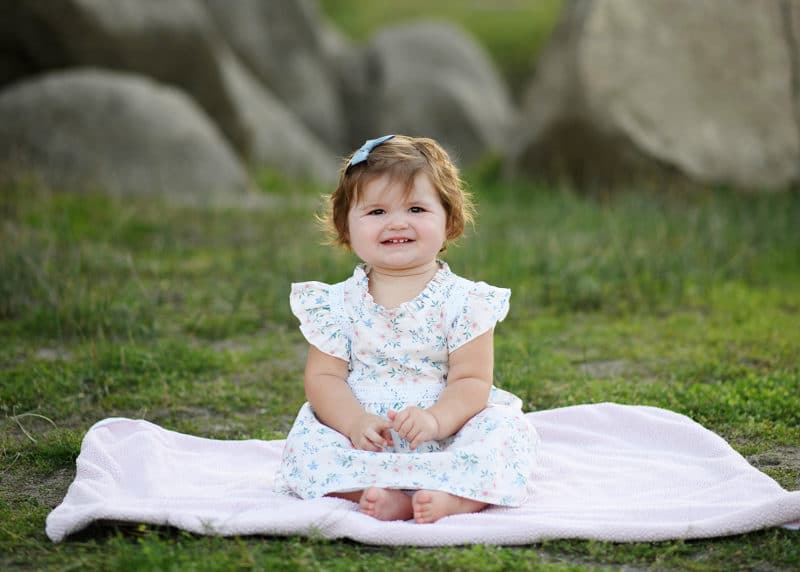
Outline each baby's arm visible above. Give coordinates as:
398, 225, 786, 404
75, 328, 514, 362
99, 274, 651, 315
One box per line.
304, 345, 392, 452
391, 330, 493, 448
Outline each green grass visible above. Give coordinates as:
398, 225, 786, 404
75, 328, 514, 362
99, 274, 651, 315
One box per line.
1, 174, 799, 570
319, 0, 564, 95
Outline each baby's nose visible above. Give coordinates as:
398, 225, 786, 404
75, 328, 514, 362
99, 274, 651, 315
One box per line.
387, 213, 409, 228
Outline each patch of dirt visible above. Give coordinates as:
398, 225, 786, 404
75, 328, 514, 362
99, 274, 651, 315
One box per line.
748, 447, 800, 490
576, 359, 630, 379
0, 466, 74, 508
34, 347, 74, 361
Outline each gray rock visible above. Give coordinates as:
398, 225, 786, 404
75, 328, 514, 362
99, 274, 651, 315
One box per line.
0, 0, 251, 157
202, 0, 346, 152
318, 14, 353, 70
0, 68, 249, 197
218, 50, 339, 184
508, 0, 800, 190
345, 21, 515, 165
787, 0, 800, 145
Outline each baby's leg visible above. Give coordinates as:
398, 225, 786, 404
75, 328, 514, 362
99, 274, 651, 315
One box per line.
327, 491, 362, 503
411, 490, 487, 524
328, 489, 413, 521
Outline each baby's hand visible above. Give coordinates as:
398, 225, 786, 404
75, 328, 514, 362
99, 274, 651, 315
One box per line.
347, 413, 393, 452
389, 407, 440, 449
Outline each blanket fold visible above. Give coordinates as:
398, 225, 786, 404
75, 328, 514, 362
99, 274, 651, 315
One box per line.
46, 403, 800, 545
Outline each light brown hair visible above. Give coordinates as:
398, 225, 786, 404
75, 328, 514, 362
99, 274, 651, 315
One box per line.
321, 135, 475, 250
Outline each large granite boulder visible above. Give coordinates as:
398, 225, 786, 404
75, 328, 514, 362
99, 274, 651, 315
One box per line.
0, 0, 251, 157
343, 21, 515, 165
218, 50, 339, 184
202, 0, 346, 152
0, 69, 249, 197
507, 0, 800, 190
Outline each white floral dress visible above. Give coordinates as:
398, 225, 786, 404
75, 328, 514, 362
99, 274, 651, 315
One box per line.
274, 262, 539, 506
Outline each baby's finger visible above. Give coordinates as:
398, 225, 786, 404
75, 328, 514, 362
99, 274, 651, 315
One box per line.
391, 409, 408, 429
396, 416, 415, 437
355, 436, 379, 452
402, 419, 420, 439
407, 428, 423, 448
365, 428, 387, 448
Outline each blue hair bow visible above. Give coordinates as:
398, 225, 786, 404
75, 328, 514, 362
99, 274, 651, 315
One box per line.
347, 134, 395, 170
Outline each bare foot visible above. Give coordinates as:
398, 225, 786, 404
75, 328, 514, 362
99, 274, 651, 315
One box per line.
411, 490, 488, 524
358, 487, 413, 521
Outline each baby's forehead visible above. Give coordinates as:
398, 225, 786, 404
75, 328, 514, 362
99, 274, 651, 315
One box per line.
355, 171, 438, 203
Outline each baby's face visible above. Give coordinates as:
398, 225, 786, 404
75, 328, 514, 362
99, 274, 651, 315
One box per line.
347, 172, 447, 274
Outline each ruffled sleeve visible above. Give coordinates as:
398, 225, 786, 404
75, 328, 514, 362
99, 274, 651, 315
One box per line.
447, 281, 511, 352
289, 281, 351, 361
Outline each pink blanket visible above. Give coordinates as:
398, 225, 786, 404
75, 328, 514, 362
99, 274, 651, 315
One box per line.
46, 403, 800, 545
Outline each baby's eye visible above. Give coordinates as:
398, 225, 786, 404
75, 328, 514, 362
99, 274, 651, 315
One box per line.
368, 209, 385, 215
409, 206, 425, 213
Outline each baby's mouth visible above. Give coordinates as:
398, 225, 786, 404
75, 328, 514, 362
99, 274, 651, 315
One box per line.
382, 238, 413, 245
